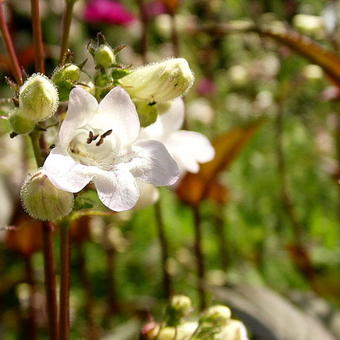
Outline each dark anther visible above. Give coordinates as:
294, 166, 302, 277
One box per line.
49, 144, 55, 149
87, 131, 94, 144
101, 129, 112, 138
148, 101, 156, 106
96, 138, 104, 146
10, 132, 18, 138
95, 129, 112, 146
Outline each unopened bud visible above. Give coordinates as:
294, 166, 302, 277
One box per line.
135, 100, 158, 127
9, 109, 35, 134
94, 44, 116, 68
21, 170, 74, 221
201, 305, 231, 326
120, 58, 194, 102
52, 64, 80, 101
170, 295, 192, 315
19, 74, 59, 122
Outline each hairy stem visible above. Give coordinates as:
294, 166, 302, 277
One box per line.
42, 221, 59, 340
59, 222, 71, 340
31, 0, 45, 73
0, 2, 23, 84
192, 206, 206, 310
154, 200, 172, 299
59, 1, 75, 65
170, 14, 179, 57
29, 130, 44, 168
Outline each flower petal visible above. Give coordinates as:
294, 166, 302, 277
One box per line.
129, 140, 179, 186
43, 146, 93, 192
94, 168, 139, 211
59, 87, 98, 147
165, 131, 215, 173
97, 86, 140, 146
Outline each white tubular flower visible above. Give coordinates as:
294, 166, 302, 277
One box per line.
42, 87, 179, 212
140, 98, 215, 174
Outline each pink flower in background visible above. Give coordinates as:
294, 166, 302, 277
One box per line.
196, 77, 217, 96
84, 0, 135, 26
145, 1, 167, 18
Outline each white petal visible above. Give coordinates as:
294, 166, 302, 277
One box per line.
94, 168, 139, 211
165, 131, 215, 173
59, 87, 98, 147
141, 97, 185, 140
97, 86, 140, 146
43, 146, 93, 192
129, 140, 179, 186
134, 181, 160, 210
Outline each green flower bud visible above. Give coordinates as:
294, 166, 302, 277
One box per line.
120, 58, 194, 103
170, 295, 192, 316
9, 109, 35, 134
21, 170, 74, 221
52, 64, 80, 102
94, 44, 116, 68
200, 305, 231, 327
134, 100, 158, 127
19, 74, 59, 122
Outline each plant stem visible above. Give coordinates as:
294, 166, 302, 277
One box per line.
213, 205, 228, 271
31, 0, 45, 73
42, 221, 59, 340
59, 222, 71, 340
136, 0, 148, 63
192, 206, 206, 310
29, 130, 44, 168
0, 2, 22, 84
59, 1, 75, 65
170, 14, 179, 57
154, 200, 172, 299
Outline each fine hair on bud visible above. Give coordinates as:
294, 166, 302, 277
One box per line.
120, 58, 194, 102
19, 73, 59, 122
21, 170, 74, 221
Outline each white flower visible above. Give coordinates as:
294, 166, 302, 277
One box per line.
139, 98, 215, 174
43, 86, 179, 212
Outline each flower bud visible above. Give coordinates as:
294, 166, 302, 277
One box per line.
21, 170, 74, 221
134, 100, 158, 127
170, 295, 192, 316
9, 109, 35, 134
200, 305, 231, 327
94, 44, 116, 68
52, 64, 81, 101
120, 58, 194, 103
19, 74, 59, 122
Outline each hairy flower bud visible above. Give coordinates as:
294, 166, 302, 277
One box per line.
19, 74, 59, 122
52, 64, 81, 101
9, 109, 35, 134
200, 305, 231, 326
134, 100, 158, 127
120, 58, 194, 102
94, 44, 116, 68
21, 170, 74, 221
170, 295, 192, 315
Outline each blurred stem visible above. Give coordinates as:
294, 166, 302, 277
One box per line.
213, 204, 228, 271
275, 103, 316, 284
59, 1, 75, 65
154, 200, 172, 299
42, 221, 59, 340
333, 114, 340, 221
77, 242, 98, 340
31, 0, 45, 73
136, 0, 148, 63
29, 130, 44, 168
192, 206, 206, 310
0, 3, 23, 84
59, 222, 71, 340
170, 14, 179, 57
24, 256, 37, 340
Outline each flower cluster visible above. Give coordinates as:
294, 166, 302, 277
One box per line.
14, 41, 214, 219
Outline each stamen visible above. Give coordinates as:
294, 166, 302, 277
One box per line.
95, 129, 112, 147
87, 131, 94, 144
96, 138, 104, 146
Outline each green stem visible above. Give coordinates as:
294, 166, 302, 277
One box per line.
0, 2, 23, 84
42, 221, 59, 340
154, 200, 172, 299
170, 14, 179, 57
31, 0, 45, 73
29, 130, 44, 168
136, 0, 149, 63
59, 222, 71, 340
59, 1, 75, 65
